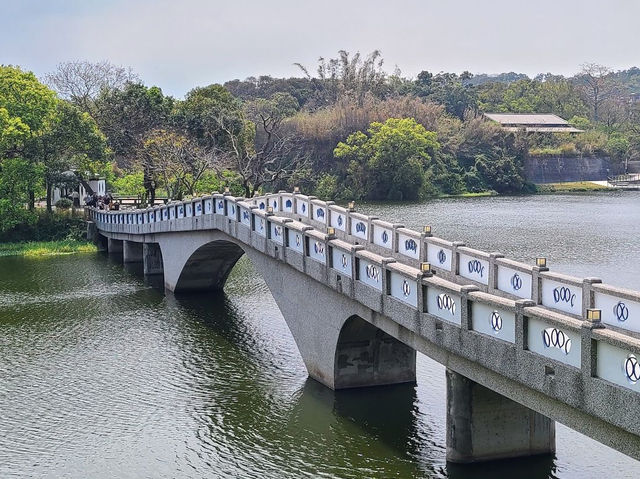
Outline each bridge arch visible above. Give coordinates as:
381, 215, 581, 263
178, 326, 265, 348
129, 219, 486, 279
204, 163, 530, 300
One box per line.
155, 230, 416, 390
334, 315, 416, 389
171, 239, 245, 292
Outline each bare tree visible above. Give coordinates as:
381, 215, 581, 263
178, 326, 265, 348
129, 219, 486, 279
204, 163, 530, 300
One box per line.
220, 93, 308, 197
577, 63, 618, 122
45, 60, 139, 113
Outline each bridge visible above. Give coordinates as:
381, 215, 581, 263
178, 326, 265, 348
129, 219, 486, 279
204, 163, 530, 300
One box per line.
87, 190, 640, 464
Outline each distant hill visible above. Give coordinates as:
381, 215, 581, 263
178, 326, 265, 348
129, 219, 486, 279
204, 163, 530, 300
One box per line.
467, 68, 640, 95
465, 72, 530, 86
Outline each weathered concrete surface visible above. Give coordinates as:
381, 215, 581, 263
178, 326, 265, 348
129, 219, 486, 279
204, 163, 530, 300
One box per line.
123, 240, 143, 263
143, 243, 163, 276
446, 369, 555, 463
335, 315, 416, 389
86, 221, 96, 241
524, 154, 620, 183
107, 238, 123, 255
95, 233, 108, 252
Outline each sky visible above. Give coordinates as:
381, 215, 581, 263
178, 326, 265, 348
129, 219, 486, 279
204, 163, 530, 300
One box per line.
2, 0, 639, 98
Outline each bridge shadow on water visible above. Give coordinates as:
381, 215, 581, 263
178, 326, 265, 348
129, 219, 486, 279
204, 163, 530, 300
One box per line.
446, 455, 557, 479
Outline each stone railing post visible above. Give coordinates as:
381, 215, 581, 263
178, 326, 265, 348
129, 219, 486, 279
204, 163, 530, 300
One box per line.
451, 241, 465, 276
531, 264, 549, 305
488, 252, 504, 292
515, 299, 536, 351
582, 277, 603, 318
460, 285, 480, 330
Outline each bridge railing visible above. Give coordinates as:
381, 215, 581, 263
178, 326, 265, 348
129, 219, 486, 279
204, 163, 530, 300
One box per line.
88, 189, 640, 395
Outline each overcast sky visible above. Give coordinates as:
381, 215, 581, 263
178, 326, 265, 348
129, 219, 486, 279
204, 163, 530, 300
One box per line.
2, 0, 639, 98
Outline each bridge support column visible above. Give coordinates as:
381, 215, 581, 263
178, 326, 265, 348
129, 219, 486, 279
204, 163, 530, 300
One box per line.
123, 241, 143, 263
446, 369, 555, 463
86, 221, 96, 241
143, 243, 163, 276
95, 234, 108, 252
107, 238, 123, 255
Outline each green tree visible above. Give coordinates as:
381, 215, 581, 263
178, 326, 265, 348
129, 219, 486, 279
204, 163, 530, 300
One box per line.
0, 158, 41, 232
175, 84, 244, 149
334, 118, 440, 200
0, 66, 58, 209
414, 71, 477, 119
94, 83, 174, 202
0, 66, 57, 159
26, 101, 110, 211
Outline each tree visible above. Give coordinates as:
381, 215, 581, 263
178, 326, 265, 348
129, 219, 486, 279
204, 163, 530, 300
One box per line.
414, 71, 477, 119
221, 93, 308, 197
141, 129, 218, 200
26, 101, 110, 211
45, 60, 139, 115
0, 158, 41, 232
174, 84, 243, 149
0, 65, 57, 160
577, 63, 617, 122
94, 83, 173, 202
296, 50, 388, 107
334, 117, 440, 200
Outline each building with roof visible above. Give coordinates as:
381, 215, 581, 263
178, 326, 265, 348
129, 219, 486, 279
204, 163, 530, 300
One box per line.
483, 113, 583, 133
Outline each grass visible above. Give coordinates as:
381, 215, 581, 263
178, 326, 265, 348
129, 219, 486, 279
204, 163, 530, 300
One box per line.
0, 240, 97, 257
535, 182, 613, 193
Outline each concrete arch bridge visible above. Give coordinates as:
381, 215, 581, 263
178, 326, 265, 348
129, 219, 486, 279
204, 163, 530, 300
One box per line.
88, 190, 640, 464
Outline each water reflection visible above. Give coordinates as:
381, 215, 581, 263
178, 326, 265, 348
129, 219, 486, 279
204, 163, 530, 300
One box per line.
3, 192, 640, 478
447, 455, 557, 479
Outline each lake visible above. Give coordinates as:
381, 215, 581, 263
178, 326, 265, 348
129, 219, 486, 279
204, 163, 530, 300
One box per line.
1, 191, 639, 478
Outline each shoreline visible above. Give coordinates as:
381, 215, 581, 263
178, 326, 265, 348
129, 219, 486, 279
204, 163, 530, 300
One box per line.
0, 240, 97, 258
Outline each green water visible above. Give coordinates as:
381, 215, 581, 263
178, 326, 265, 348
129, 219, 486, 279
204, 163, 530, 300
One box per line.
1, 192, 639, 478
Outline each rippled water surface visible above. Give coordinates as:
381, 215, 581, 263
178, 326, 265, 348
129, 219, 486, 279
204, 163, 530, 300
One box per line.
1, 192, 640, 478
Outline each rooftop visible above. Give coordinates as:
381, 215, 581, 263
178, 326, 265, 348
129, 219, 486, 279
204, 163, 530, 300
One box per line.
483, 113, 583, 133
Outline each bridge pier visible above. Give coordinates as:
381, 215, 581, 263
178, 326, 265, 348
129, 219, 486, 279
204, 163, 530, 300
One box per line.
143, 243, 164, 276
107, 238, 123, 255
446, 369, 555, 463
95, 233, 108, 252
123, 240, 143, 263
86, 221, 96, 241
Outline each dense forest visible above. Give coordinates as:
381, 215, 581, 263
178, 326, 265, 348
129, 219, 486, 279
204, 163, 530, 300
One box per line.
2, 51, 640, 232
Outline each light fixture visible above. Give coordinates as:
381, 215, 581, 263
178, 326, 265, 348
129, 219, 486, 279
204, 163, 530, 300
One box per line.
420, 262, 431, 274
535, 257, 547, 268
224, 187, 230, 194
327, 227, 336, 236
293, 186, 300, 193
348, 201, 355, 211
423, 225, 432, 235
267, 206, 274, 214
586, 309, 602, 322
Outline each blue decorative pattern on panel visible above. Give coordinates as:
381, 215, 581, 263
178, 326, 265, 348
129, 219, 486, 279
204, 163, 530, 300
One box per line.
468, 260, 485, 277
437, 293, 456, 315
542, 328, 572, 354
614, 301, 629, 322
490, 311, 502, 331
553, 287, 576, 307
405, 239, 417, 253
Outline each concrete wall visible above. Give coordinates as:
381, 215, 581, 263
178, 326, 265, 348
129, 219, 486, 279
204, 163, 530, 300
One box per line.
524, 154, 621, 183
